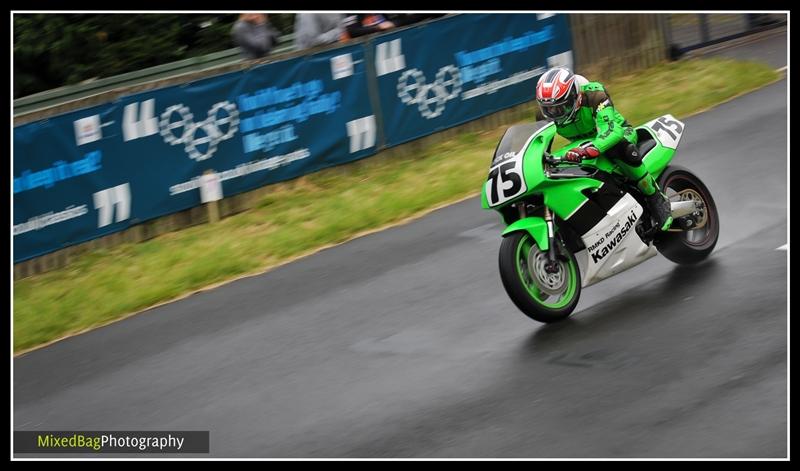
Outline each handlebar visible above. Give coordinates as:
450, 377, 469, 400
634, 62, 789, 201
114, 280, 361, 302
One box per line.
544, 153, 569, 166
544, 153, 594, 166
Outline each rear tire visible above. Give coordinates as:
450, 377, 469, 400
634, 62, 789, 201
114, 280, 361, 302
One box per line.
655, 165, 719, 265
498, 232, 581, 323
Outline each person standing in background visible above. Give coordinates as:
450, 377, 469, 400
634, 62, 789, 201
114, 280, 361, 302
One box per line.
294, 13, 345, 50
231, 13, 280, 60
341, 14, 395, 40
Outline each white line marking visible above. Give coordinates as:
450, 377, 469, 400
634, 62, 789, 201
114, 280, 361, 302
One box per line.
776, 66, 787, 73
776, 244, 787, 251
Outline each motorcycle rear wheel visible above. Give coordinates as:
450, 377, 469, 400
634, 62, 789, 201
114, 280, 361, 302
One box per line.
655, 165, 719, 265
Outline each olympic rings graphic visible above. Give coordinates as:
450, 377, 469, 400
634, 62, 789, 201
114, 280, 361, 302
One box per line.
159, 101, 239, 162
396, 65, 461, 119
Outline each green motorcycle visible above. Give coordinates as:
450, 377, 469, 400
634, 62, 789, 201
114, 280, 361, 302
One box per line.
481, 115, 719, 323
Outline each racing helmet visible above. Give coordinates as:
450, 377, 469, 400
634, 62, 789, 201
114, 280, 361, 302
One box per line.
535, 67, 582, 126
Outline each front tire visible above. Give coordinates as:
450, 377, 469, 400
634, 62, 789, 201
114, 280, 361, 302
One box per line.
655, 165, 719, 265
498, 232, 581, 323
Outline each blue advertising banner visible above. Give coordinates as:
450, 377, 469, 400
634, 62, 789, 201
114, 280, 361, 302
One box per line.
13, 14, 572, 264
372, 13, 573, 146
13, 43, 377, 262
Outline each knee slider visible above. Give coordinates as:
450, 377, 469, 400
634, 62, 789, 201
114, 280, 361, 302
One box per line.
619, 142, 642, 166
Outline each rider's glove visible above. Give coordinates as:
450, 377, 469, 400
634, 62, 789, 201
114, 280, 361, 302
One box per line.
565, 145, 600, 163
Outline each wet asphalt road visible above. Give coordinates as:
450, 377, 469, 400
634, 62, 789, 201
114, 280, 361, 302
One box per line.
696, 24, 787, 69
14, 76, 787, 457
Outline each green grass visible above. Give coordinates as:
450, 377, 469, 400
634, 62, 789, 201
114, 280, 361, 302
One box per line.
13, 57, 781, 353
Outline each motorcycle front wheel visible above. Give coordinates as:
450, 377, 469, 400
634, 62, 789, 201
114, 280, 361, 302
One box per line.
498, 232, 581, 323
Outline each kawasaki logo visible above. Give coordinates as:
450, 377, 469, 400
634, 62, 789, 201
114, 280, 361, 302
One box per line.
591, 211, 638, 263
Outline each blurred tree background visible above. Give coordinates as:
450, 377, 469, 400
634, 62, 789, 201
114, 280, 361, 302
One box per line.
13, 13, 296, 99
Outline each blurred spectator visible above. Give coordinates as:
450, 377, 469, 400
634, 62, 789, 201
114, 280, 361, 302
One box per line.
231, 13, 280, 60
385, 14, 446, 27
294, 13, 345, 50
341, 14, 395, 40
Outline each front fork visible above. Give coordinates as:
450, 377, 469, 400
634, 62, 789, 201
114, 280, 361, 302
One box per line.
518, 203, 559, 273
543, 207, 560, 273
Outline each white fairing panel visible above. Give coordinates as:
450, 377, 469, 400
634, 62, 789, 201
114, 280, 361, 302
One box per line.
574, 193, 658, 287
642, 114, 685, 150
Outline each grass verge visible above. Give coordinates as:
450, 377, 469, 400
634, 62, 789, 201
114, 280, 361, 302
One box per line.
14, 57, 781, 353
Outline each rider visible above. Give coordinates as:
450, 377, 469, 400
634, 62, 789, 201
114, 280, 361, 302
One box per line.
535, 67, 673, 231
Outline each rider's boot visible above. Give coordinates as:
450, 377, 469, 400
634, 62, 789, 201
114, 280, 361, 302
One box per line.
637, 173, 673, 231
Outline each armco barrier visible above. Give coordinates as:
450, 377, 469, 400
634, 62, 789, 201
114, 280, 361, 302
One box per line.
12, 33, 296, 117
13, 13, 572, 270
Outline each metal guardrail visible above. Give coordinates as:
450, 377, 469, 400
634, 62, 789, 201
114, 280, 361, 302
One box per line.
13, 34, 296, 116
13, 16, 454, 121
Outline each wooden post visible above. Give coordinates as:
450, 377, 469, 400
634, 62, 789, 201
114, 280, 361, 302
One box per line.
207, 200, 220, 224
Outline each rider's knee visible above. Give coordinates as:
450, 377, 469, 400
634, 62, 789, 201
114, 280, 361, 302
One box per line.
610, 141, 642, 167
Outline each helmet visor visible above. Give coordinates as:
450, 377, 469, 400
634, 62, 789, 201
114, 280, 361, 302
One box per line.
540, 102, 571, 121
538, 85, 577, 124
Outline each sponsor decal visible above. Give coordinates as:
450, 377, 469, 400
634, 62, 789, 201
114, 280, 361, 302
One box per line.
375, 39, 405, 76
330, 53, 354, 80
237, 80, 341, 156
590, 210, 638, 263
14, 151, 102, 193
160, 101, 239, 161
73, 115, 102, 146
168, 148, 311, 196
92, 183, 131, 228
123, 99, 158, 141
491, 151, 517, 167
346, 116, 377, 153
397, 65, 461, 119
13, 205, 89, 236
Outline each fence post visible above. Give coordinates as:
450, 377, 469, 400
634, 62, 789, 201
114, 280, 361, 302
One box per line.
699, 14, 711, 43
207, 199, 220, 224
363, 36, 387, 151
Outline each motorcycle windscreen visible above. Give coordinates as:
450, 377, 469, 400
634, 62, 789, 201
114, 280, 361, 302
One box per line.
490, 122, 552, 167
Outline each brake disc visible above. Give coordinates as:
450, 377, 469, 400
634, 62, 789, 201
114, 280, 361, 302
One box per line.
528, 247, 568, 296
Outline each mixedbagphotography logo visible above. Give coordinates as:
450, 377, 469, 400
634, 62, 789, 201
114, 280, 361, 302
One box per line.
397, 65, 462, 119
13, 431, 210, 454
159, 101, 239, 161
